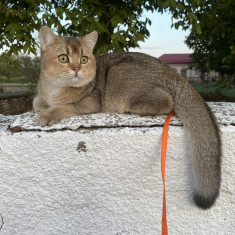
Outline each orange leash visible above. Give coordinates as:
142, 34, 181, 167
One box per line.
161, 112, 174, 235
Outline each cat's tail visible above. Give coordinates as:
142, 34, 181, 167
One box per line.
173, 82, 221, 209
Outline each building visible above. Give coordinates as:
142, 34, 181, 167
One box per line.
159, 53, 219, 83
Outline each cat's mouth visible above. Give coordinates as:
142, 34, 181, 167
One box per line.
63, 71, 90, 87
74, 70, 80, 77
74, 74, 83, 80
71, 72, 80, 79
71, 73, 84, 82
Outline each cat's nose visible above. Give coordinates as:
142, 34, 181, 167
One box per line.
73, 67, 79, 73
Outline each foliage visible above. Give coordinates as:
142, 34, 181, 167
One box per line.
48, 0, 157, 54
158, 0, 235, 81
0, 0, 43, 62
0, 55, 40, 83
0, 0, 159, 58
191, 83, 235, 102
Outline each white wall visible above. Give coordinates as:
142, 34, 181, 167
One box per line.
168, 63, 220, 82
0, 102, 234, 235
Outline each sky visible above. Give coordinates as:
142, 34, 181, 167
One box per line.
130, 11, 193, 58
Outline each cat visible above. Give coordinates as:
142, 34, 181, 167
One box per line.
33, 26, 221, 210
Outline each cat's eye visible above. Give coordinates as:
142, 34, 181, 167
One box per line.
80, 56, 88, 64
58, 54, 69, 63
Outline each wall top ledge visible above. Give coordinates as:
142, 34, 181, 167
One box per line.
1, 102, 235, 133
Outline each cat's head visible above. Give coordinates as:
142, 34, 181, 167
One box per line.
39, 26, 97, 88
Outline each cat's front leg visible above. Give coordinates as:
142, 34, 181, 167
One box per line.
36, 105, 78, 126
33, 95, 49, 111
36, 96, 101, 126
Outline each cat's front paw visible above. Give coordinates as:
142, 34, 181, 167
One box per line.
36, 108, 62, 126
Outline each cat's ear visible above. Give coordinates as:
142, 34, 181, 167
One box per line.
82, 31, 98, 51
39, 26, 58, 51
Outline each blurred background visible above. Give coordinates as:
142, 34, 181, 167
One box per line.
1, 0, 235, 115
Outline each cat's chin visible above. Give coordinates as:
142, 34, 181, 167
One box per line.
63, 76, 92, 88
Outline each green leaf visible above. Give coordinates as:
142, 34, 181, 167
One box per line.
5, 8, 10, 17
174, 20, 184, 29
16, 10, 24, 20
188, 13, 197, 23
158, 0, 170, 9
195, 24, 202, 34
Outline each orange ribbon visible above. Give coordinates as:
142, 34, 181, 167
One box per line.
161, 112, 174, 235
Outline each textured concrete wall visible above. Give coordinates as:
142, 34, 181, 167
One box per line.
0, 102, 234, 235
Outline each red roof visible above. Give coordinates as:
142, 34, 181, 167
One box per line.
159, 54, 193, 64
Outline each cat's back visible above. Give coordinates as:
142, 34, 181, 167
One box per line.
95, 52, 183, 90
96, 52, 168, 70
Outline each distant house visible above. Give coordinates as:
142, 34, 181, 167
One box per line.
159, 53, 219, 83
